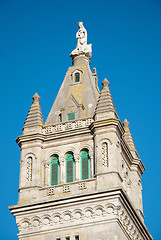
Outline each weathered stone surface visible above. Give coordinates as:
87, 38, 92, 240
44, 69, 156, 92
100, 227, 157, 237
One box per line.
23, 93, 44, 134
10, 190, 151, 240
94, 79, 118, 120
9, 23, 152, 240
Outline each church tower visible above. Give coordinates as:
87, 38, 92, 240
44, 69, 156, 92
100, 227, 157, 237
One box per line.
9, 23, 152, 240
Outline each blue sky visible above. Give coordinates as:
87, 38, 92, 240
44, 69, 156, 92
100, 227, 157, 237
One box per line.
0, 0, 161, 239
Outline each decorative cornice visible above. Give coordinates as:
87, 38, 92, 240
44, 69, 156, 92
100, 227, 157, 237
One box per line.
16, 119, 94, 146
131, 159, 146, 176
43, 117, 93, 134
9, 189, 152, 240
90, 118, 124, 136
121, 138, 145, 176
15, 133, 45, 147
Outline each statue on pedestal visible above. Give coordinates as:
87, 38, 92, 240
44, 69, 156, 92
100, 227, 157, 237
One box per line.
70, 22, 92, 59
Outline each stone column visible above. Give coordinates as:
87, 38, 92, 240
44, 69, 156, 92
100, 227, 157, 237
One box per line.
60, 158, 65, 183
75, 154, 80, 181
90, 155, 94, 178
44, 161, 50, 186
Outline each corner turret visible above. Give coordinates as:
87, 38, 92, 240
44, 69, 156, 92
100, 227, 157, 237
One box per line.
23, 93, 44, 134
123, 119, 139, 158
94, 78, 118, 120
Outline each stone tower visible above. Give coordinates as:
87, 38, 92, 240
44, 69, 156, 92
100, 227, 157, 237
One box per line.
9, 22, 152, 240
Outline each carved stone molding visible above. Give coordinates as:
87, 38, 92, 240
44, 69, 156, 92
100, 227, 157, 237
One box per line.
79, 181, 86, 190
102, 142, 108, 167
75, 120, 83, 128
63, 185, 70, 193
26, 157, 32, 181
59, 157, 65, 164
17, 202, 119, 233
43, 117, 93, 134
119, 206, 143, 240
65, 122, 73, 130
55, 124, 63, 132
47, 187, 54, 196
16, 200, 145, 240
44, 161, 50, 169
45, 126, 53, 134
75, 154, 80, 162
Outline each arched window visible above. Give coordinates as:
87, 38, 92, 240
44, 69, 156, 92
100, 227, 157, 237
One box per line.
81, 149, 90, 180
59, 113, 62, 122
66, 152, 75, 183
50, 155, 59, 186
75, 72, 80, 83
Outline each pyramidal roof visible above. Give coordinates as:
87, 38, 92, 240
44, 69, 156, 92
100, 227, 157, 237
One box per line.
123, 119, 139, 159
94, 78, 118, 120
45, 22, 99, 125
23, 93, 44, 130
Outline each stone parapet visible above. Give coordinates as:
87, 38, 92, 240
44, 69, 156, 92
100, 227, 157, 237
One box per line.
43, 117, 93, 134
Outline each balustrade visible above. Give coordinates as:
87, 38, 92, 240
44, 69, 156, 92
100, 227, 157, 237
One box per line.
43, 118, 93, 134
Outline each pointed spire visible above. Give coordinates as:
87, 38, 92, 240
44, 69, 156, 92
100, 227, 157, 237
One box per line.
123, 119, 139, 158
32, 92, 40, 102
23, 93, 44, 133
102, 78, 109, 87
94, 78, 118, 120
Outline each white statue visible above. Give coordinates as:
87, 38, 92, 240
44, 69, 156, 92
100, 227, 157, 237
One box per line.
76, 22, 87, 51
70, 22, 92, 58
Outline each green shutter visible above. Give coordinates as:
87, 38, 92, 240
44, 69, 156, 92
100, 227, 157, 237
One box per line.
81, 150, 90, 180
75, 72, 80, 82
82, 156, 88, 179
67, 112, 76, 121
66, 153, 74, 183
50, 155, 59, 185
67, 160, 73, 182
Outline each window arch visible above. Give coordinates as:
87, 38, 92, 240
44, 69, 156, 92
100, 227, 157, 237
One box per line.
59, 113, 62, 122
50, 155, 59, 186
81, 149, 90, 180
66, 152, 75, 183
71, 69, 82, 84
